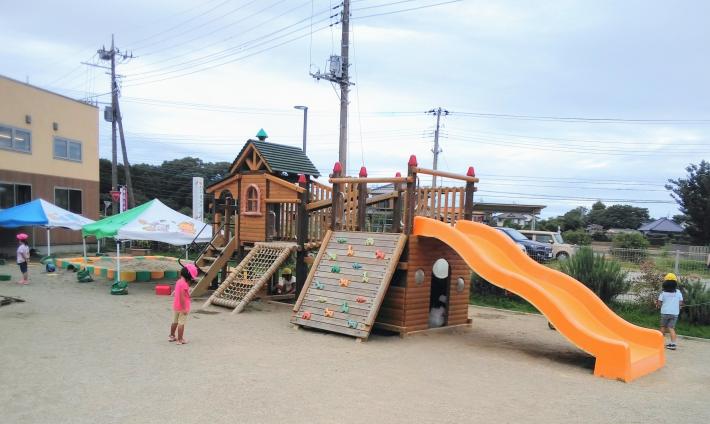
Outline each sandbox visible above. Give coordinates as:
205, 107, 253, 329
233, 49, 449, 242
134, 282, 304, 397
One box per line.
55, 256, 185, 282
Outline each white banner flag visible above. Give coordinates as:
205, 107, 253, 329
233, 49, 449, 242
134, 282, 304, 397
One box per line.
192, 177, 204, 222
119, 186, 128, 213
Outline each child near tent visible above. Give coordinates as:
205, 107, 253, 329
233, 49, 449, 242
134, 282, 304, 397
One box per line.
656, 273, 684, 350
169, 264, 197, 345
16, 233, 30, 284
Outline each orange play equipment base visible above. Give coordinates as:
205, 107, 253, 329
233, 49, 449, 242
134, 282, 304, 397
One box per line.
413, 217, 665, 382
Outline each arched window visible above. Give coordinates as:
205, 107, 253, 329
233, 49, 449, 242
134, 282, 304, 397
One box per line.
244, 184, 261, 215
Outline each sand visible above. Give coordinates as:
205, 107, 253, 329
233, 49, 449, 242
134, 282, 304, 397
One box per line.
73, 256, 183, 272
1, 263, 708, 424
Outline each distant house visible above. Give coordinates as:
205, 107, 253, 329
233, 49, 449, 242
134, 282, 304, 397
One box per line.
492, 212, 533, 227
638, 217, 684, 236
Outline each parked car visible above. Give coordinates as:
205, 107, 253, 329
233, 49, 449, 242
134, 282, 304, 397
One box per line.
520, 230, 576, 260
496, 227, 553, 262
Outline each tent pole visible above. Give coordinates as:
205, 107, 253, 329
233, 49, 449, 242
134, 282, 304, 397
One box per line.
47, 228, 51, 256
83, 238, 87, 264
116, 240, 120, 283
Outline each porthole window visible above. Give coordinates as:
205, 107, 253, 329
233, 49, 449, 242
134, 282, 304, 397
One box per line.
414, 269, 425, 286
456, 277, 465, 293
432, 258, 449, 279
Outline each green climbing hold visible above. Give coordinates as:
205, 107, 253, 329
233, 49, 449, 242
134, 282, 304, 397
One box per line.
336, 237, 347, 244
314, 281, 325, 289
341, 302, 349, 313
365, 238, 374, 246
347, 319, 358, 329
352, 262, 362, 269
331, 265, 340, 273
317, 296, 327, 303
328, 252, 337, 261
362, 271, 369, 283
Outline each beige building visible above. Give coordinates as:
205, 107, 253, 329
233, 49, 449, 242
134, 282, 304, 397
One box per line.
0, 75, 99, 253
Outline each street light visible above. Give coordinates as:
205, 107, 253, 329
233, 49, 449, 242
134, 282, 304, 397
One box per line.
294, 105, 308, 154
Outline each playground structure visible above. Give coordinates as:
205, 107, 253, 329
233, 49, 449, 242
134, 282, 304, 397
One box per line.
190, 132, 664, 381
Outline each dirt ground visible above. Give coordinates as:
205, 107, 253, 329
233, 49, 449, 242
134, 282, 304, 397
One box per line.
1, 264, 708, 424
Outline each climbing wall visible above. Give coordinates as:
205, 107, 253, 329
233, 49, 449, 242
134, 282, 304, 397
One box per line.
204, 242, 295, 314
291, 231, 407, 340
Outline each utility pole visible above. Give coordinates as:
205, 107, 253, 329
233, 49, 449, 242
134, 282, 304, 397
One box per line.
311, 0, 351, 174
427, 107, 449, 187
98, 35, 135, 211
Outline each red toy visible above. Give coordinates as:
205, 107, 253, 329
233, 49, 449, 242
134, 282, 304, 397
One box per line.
155, 285, 171, 295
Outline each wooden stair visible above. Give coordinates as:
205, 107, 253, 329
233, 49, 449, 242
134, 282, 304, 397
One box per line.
190, 235, 238, 297
291, 231, 407, 340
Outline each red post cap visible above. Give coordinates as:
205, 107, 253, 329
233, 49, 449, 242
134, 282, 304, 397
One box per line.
333, 161, 343, 174
298, 174, 307, 184
408, 155, 418, 167
395, 171, 402, 178
467, 166, 476, 177
359, 166, 368, 177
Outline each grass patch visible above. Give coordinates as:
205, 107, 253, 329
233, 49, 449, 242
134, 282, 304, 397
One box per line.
470, 295, 710, 339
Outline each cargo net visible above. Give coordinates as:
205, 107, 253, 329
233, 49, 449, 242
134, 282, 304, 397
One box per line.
209, 243, 294, 310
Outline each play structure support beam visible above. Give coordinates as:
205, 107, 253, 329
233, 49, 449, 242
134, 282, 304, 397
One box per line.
392, 172, 403, 233
330, 162, 343, 231
357, 167, 367, 231
296, 174, 309, 297
404, 156, 418, 234
464, 180, 475, 221
415, 167, 480, 183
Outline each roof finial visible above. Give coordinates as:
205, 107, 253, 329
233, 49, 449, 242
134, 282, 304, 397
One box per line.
256, 128, 268, 141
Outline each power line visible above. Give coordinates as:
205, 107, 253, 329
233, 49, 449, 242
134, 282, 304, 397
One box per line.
450, 110, 710, 125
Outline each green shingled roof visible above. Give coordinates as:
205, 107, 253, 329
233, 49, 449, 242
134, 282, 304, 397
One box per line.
232, 139, 320, 177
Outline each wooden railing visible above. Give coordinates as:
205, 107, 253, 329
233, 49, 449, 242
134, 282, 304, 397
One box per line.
415, 186, 466, 224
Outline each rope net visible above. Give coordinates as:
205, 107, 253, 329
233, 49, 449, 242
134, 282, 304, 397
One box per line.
211, 243, 294, 309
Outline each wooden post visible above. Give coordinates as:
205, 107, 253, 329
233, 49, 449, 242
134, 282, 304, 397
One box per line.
295, 174, 309, 298
357, 166, 368, 231
330, 162, 343, 231
404, 155, 418, 234
463, 166, 475, 221
392, 171, 403, 233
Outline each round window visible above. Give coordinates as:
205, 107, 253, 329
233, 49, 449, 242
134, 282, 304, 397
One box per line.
432, 259, 449, 279
414, 269, 425, 286
456, 277, 465, 293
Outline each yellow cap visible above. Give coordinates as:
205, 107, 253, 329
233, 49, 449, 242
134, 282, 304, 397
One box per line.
664, 273, 677, 281
283, 268, 292, 275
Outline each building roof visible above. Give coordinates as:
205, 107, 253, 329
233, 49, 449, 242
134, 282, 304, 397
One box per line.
231, 139, 320, 177
638, 217, 684, 233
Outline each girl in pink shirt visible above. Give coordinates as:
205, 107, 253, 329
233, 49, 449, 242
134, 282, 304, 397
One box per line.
169, 264, 197, 345
16, 233, 30, 284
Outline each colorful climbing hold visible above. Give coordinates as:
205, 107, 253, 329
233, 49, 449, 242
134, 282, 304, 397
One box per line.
317, 296, 327, 303
336, 237, 347, 244
352, 262, 362, 269
362, 271, 369, 283
375, 250, 386, 260
331, 265, 341, 273
347, 245, 354, 256
314, 281, 325, 290
328, 252, 337, 261
339, 278, 350, 287
365, 237, 374, 246
341, 302, 349, 313
347, 319, 358, 329
302, 311, 312, 320
324, 308, 334, 317
355, 296, 367, 303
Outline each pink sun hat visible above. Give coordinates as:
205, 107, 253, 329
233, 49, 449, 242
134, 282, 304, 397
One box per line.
16, 233, 29, 241
183, 263, 199, 279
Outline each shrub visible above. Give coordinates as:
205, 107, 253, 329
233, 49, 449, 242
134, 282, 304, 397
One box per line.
611, 233, 649, 263
562, 229, 592, 245
471, 273, 508, 297
560, 246, 630, 303
629, 261, 664, 310
680, 277, 710, 325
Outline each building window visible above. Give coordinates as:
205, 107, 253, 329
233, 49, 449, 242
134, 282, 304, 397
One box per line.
244, 184, 261, 215
0, 183, 32, 209
55, 187, 82, 214
53, 137, 82, 162
0, 124, 31, 153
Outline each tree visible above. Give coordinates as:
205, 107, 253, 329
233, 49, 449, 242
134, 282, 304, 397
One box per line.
561, 206, 587, 231
586, 201, 606, 226
666, 161, 710, 244
598, 205, 650, 229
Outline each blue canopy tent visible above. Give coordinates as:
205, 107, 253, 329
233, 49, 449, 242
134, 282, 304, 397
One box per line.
0, 199, 95, 256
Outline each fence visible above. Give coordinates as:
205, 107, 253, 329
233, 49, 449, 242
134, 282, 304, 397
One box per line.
589, 246, 710, 280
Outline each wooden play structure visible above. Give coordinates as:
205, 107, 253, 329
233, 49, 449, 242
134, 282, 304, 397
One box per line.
188, 130, 666, 381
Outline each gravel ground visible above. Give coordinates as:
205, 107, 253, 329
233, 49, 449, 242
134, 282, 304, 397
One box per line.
1, 263, 708, 424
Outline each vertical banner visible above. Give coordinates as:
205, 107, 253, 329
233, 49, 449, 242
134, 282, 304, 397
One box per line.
192, 177, 204, 222
119, 186, 127, 213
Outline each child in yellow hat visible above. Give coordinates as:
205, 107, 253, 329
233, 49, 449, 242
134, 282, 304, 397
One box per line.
656, 273, 684, 350
276, 268, 295, 294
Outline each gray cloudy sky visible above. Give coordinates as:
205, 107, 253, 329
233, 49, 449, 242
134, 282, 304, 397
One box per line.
2, 0, 709, 218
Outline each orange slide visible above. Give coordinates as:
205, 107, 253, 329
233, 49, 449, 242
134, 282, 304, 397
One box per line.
413, 217, 665, 382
